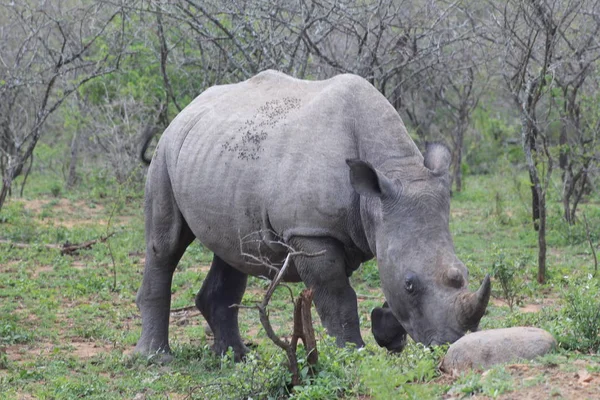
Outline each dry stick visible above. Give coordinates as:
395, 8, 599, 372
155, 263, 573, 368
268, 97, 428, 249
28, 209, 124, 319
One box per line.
170, 305, 198, 313
0, 233, 115, 255
290, 289, 318, 366
582, 213, 598, 276
231, 251, 321, 387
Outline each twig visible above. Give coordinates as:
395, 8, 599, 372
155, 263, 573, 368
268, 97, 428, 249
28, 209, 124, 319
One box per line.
231, 252, 319, 387
238, 231, 325, 273
170, 305, 197, 313
264, 253, 292, 302
0, 233, 115, 255
583, 213, 598, 276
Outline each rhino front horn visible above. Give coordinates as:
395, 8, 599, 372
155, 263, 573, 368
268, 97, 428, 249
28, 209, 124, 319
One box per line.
457, 274, 491, 328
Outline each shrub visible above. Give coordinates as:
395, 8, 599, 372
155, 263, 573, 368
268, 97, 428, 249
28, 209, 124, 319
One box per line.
556, 277, 600, 353
491, 249, 526, 311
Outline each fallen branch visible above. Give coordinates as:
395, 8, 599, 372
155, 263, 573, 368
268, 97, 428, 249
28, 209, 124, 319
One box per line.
0, 233, 115, 255
170, 305, 198, 313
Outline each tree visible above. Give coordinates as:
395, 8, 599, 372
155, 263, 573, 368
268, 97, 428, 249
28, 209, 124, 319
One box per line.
0, 0, 125, 211
486, 0, 600, 283
550, 6, 600, 224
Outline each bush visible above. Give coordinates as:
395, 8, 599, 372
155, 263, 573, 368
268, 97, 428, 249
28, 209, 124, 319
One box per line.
555, 277, 600, 353
491, 248, 526, 311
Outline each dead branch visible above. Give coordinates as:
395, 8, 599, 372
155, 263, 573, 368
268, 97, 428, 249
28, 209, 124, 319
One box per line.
170, 305, 198, 313
290, 289, 318, 367
238, 231, 325, 276
231, 253, 318, 387
0, 233, 114, 255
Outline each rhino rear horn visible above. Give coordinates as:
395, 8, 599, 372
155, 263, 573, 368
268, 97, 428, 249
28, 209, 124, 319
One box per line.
457, 274, 491, 329
424, 143, 451, 175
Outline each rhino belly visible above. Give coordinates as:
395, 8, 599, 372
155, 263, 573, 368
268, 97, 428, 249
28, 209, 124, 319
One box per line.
171, 147, 355, 278
163, 76, 360, 275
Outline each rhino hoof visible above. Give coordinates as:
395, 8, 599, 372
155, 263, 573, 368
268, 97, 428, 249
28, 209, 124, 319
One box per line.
130, 348, 174, 365
212, 343, 251, 362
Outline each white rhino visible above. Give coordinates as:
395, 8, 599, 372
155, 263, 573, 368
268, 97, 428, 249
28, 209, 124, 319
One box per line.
135, 70, 490, 361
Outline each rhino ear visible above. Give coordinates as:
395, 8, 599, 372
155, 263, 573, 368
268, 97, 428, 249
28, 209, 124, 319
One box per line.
424, 143, 451, 175
346, 159, 397, 199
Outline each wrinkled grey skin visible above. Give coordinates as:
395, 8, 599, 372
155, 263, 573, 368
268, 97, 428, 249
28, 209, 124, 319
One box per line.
135, 70, 491, 361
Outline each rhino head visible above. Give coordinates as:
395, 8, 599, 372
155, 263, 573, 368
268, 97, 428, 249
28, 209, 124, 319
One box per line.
347, 144, 490, 347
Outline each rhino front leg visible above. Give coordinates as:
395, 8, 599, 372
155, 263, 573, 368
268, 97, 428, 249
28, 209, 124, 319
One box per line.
196, 255, 249, 361
289, 237, 365, 348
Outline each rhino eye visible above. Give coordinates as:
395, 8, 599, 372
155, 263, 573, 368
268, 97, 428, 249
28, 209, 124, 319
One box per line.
405, 274, 416, 294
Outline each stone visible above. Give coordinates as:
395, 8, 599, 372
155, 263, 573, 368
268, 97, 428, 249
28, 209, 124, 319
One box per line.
440, 327, 556, 372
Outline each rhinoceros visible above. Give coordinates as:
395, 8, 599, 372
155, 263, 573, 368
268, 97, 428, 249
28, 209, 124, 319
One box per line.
135, 70, 491, 361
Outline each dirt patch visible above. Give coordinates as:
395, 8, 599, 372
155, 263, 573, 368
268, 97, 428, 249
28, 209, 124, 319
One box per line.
0, 260, 22, 273
69, 340, 113, 359
4, 342, 54, 362
482, 363, 598, 399
14, 393, 36, 400
31, 265, 53, 278
20, 198, 132, 228
441, 361, 600, 399
5, 339, 114, 363
491, 294, 560, 313
519, 304, 543, 313
24, 198, 103, 216
72, 261, 86, 270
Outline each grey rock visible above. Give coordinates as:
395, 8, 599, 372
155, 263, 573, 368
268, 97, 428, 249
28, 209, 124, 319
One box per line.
440, 327, 557, 372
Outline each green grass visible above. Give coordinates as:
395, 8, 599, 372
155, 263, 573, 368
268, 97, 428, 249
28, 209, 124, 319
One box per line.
0, 169, 598, 399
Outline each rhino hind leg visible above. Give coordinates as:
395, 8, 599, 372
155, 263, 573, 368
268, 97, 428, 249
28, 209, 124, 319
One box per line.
135, 171, 195, 360
196, 255, 249, 361
289, 236, 365, 348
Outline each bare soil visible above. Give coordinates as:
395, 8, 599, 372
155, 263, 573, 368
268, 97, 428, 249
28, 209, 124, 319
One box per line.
441, 362, 600, 400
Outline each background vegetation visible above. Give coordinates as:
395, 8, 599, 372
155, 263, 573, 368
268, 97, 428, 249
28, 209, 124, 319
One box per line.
1, 0, 599, 398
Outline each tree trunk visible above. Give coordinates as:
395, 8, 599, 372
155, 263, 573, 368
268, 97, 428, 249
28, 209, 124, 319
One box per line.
0, 159, 21, 212
559, 120, 574, 225
529, 169, 541, 231
562, 168, 573, 225
67, 130, 82, 189
537, 190, 547, 284
453, 117, 466, 193
0, 168, 15, 212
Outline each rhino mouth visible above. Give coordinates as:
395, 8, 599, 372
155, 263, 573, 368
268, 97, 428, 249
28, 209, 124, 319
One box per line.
372, 304, 482, 350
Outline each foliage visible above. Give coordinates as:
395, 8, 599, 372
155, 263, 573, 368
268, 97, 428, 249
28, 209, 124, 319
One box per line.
359, 344, 445, 399
556, 277, 600, 353
467, 106, 521, 175
490, 248, 527, 311
449, 367, 513, 398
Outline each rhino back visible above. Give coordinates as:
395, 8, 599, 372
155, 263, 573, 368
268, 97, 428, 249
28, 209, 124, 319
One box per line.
155, 71, 417, 271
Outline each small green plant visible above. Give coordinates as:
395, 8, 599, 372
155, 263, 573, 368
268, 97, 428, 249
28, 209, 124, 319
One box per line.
359, 343, 444, 399
0, 350, 9, 369
0, 320, 33, 346
50, 182, 62, 197
491, 249, 525, 311
493, 192, 511, 225
556, 277, 600, 353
